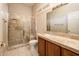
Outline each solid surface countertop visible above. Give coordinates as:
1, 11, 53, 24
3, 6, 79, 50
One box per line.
37, 31, 79, 54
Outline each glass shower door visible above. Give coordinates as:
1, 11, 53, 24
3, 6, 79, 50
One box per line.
8, 19, 24, 47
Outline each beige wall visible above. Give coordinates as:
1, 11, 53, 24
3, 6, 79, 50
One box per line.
3, 4, 8, 46
0, 3, 8, 45
35, 13, 46, 33
33, 3, 47, 33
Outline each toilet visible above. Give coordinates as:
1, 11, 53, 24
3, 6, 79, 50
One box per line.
29, 40, 38, 49
29, 35, 38, 51
29, 39, 38, 56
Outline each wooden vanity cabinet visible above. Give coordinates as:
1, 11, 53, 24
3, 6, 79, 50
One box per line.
38, 37, 60, 56
38, 36, 79, 56
38, 37, 46, 56
46, 41, 60, 56
61, 48, 79, 56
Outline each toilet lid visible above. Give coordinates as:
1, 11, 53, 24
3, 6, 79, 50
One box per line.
29, 40, 38, 44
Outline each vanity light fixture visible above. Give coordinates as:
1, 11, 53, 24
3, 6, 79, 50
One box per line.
52, 3, 69, 11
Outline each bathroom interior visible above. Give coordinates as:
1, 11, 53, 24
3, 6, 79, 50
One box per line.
0, 3, 79, 56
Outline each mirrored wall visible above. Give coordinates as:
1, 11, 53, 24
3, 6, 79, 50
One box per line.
47, 3, 79, 35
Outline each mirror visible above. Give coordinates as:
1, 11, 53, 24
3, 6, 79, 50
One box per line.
47, 3, 79, 35
68, 11, 79, 34
47, 11, 68, 33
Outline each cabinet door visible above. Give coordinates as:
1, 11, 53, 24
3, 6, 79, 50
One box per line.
46, 41, 60, 56
61, 48, 79, 56
38, 37, 46, 56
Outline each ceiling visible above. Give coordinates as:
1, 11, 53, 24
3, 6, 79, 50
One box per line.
8, 3, 36, 7
24, 3, 36, 7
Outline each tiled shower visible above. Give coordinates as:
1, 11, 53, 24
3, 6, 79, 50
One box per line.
8, 3, 32, 47
8, 19, 24, 46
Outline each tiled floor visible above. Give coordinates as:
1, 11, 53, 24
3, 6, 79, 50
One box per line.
4, 44, 38, 56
